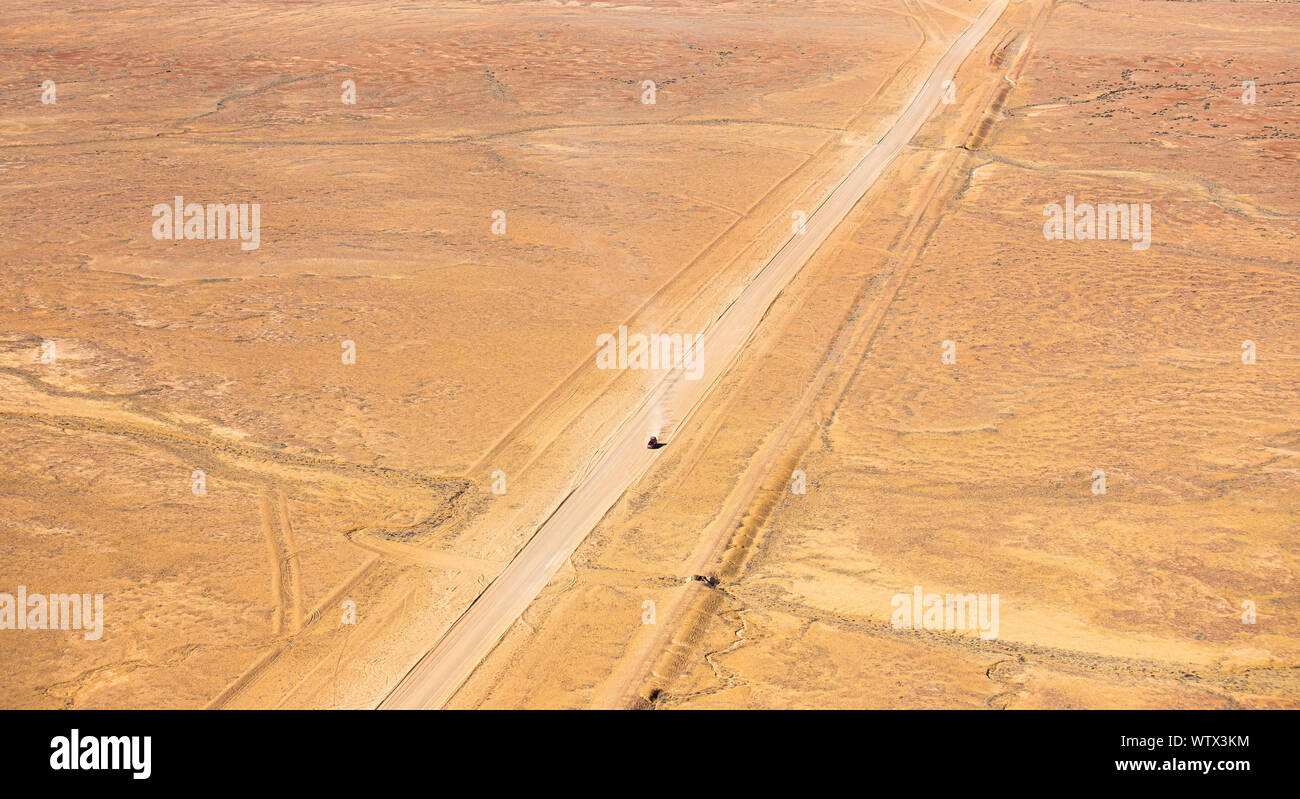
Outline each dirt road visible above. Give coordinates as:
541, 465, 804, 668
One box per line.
378, 0, 1011, 710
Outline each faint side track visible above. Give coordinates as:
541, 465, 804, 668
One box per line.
257, 492, 305, 636
0, 408, 453, 491
259, 496, 288, 637
276, 491, 306, 635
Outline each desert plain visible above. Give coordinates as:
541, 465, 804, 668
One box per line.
0, 0, 1296, 709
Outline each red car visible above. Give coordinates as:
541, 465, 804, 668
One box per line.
646, 436, 659, 449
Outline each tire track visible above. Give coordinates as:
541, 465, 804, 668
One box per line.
276, 491, 307, 635
256, 490, 306, 637
0, 408, 457, 491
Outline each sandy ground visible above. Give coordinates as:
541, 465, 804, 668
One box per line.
1, 0, 1295, 709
